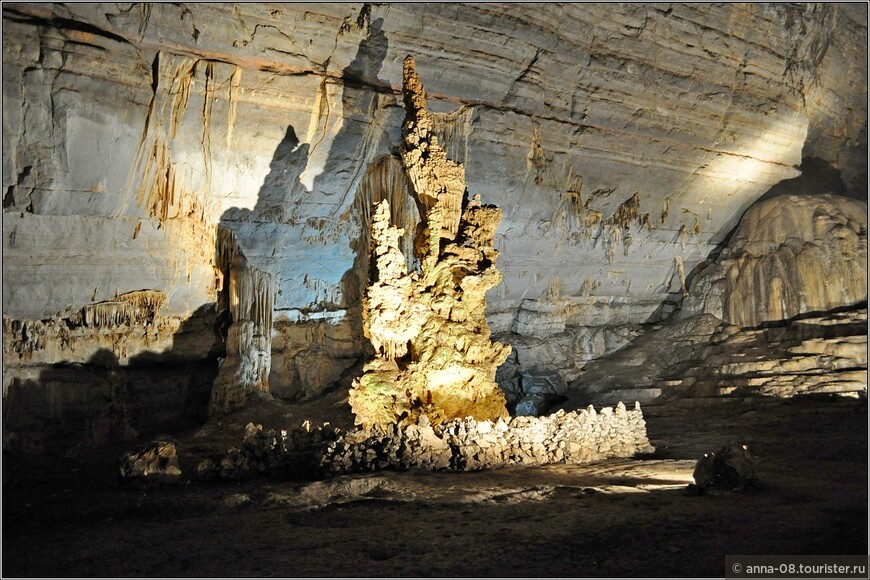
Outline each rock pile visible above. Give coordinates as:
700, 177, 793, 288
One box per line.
198, 403, 655, 481
119, 440, 182, 488
196, 421, 343, 481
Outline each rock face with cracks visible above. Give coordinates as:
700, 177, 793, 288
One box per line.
564, 193, 867, 405
348, 57, 510, 428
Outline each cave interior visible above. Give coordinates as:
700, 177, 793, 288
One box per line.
1, 3, 868, 578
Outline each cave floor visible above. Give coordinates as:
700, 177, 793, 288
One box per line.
3, 395, 867, 578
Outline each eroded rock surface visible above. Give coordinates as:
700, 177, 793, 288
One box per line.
118, 440, 182, 488
662, 307, 868, 400
683, 193, 867, 328
565, 193, 867, 405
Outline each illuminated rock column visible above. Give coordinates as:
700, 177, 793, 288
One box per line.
349, 56, 510, 428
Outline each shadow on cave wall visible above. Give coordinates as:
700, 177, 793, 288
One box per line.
216, 17, 395, 399
756, 156, 848, 201
2, 304, 223, 456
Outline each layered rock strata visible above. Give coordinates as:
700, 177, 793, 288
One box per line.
2, 291, 220, 454
660, 307, 868, 401
198, 402, 654, 480
3, 290, 168, 366
2, 3, 867, 437
349, 57, 510, 428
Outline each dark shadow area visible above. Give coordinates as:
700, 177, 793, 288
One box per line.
3, 395, 865, 577
2, 304, 223, 457
757, 156, 849, 201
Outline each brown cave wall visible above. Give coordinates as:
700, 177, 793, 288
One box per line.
2, 3, 867, 448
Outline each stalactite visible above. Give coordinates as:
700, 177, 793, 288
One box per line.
67, 290, 167, 329
3, 291, 168, 362
606, 192, 641, 229
552, 188, 585, 232
210, 225, 275, 414
642, 212, 653, 231
430, 106, 474, 165
226, 253, 274, 338
675, 256, 688, 297
168, 59, 194, 141
352, 155, 420, 272
603, 224, 622, 263
216, 226, 237, 271
585, 210, 603, 228
301, 274, 344, 310
227, 66, 242, 147
216, 225, 238, 312
249, 268, 274, 337
201, 61, 215, 195
527, 127, 545, 186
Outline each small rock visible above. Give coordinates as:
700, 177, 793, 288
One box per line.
690, 443, 761, 492
119, 441, 182, 488
220, 493, 251, 510
195, 458, 218, 482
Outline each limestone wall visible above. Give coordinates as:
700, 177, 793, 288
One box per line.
2, 3, 866, 438
4, 3, 866, 343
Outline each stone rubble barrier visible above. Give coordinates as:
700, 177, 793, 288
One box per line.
196, 402, 655, 481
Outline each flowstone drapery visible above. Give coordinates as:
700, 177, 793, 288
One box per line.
348, 56, 511, 428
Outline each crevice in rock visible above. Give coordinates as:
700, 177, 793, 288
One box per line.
2, 7, 133, 46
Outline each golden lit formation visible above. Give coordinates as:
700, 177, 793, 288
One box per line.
349, 56, 511, 428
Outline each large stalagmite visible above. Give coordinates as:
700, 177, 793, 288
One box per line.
348, 56, 510, 428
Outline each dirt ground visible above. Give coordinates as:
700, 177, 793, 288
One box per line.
3, 394, 867, 578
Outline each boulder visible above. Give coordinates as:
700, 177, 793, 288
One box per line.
689, 443, 761, 494
119, 441, 182, 488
